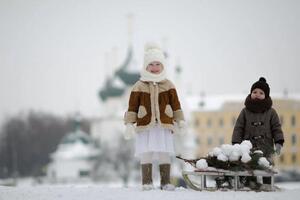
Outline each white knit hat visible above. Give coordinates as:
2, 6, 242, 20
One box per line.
143, 43, 166, 68
140, 43, 167, 82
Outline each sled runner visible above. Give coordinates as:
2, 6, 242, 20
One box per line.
176, 141, 278, 192
182, 168, 277, 191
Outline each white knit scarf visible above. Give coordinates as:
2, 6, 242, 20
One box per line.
140, 69, 167, 83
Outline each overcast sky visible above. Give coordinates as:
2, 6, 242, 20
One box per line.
0, 0, 299, 122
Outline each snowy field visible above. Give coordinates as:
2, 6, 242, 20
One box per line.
0, 182, 300, 200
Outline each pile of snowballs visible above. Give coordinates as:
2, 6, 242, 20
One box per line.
196, 140, 271, 170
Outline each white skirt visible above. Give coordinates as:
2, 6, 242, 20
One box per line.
135, 124, 175, 158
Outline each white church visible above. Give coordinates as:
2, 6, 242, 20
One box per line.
47, 120, 100, 182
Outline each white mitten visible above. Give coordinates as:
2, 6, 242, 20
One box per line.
177, 120, 187, 135
124, 123, 135, 140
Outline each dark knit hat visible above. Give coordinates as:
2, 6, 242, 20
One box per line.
250, 77, 270, 97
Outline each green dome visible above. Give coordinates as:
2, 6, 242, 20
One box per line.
61, 129, 94, 145
98, 46, 139, 102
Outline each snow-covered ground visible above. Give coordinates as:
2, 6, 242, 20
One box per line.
0, 182, 300, 200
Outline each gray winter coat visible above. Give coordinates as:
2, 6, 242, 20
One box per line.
232, 107, 284, 157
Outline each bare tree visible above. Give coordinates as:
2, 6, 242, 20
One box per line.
0, 111, 91, 178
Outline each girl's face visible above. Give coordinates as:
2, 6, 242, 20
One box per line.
146, 61, 163, 74
251, 88, 265, 100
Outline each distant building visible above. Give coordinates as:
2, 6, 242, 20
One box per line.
190, 95, 300, 170
47, 127, 100, 181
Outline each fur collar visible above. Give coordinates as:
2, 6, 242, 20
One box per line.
244, 94, 273, 113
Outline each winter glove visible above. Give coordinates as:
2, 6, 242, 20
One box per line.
124, 123, 135, 140
275, 143, 282, 155
177, 120, 188, 135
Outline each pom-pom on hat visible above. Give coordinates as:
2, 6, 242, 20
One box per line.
250, 77, 270, 97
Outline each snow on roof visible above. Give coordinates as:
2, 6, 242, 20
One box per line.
183, 93, 300, 112
183, 94, 246, 112
51, 141, 100, 160
112, 76, 126, 88
61, 129, 94, 145
51, 129, 100, 160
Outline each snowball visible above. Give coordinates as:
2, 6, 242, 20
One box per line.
196, 159, 208, 169
213, 147, 222, 157
229, 151, 240, 161
221, 144, 233, 157
253, 150, 264, 155
241, 140, 253, 149
258, 157, 270, 168
241, 153, 251, 163
232, 144, 242, 156
208, 151, 214, 157
217, 153, 228, 162
240, 144, 251, 154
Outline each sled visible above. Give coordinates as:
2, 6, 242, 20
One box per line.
182, 168, 277, 191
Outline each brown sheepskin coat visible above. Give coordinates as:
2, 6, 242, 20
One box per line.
124, 79, 184, 132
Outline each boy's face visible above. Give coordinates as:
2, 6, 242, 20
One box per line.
251, 88, 265, 100
146, 61, 163, 74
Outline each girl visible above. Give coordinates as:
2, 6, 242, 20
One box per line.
124, 43, 185, 190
